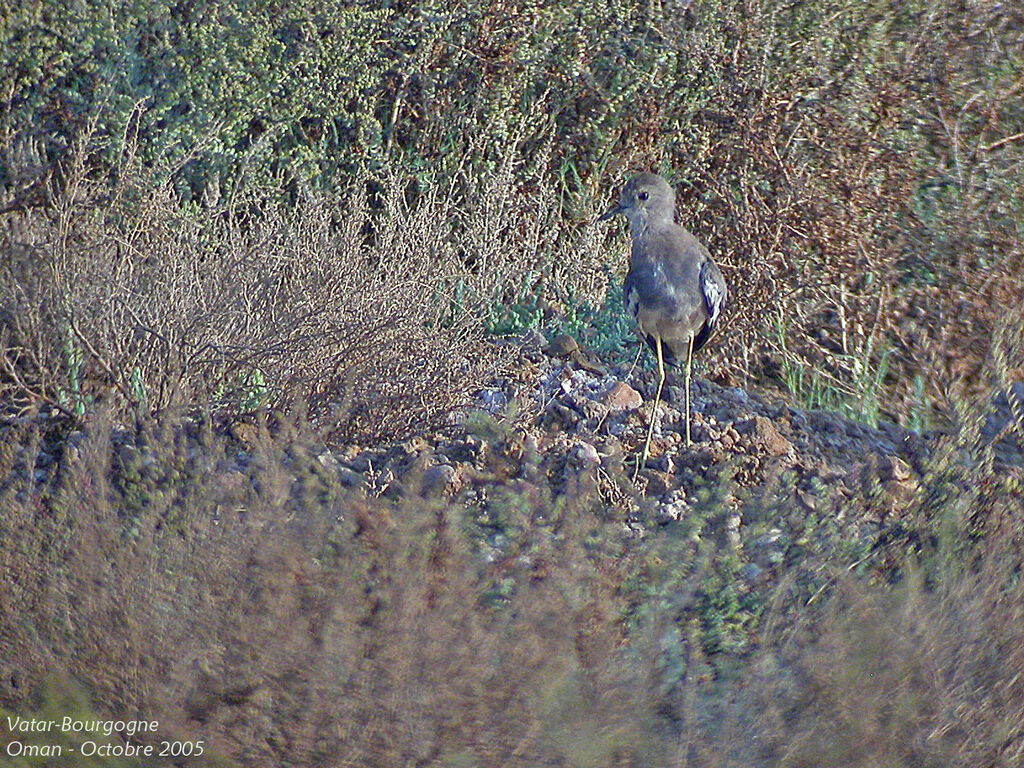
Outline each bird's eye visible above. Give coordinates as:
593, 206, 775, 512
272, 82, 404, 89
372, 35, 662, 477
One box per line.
638, 191, 649, 201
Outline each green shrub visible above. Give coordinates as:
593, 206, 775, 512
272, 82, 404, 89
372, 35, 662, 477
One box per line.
1, 1, 392, 198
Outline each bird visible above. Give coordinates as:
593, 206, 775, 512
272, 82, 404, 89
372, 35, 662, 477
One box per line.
599, 172, 727, 477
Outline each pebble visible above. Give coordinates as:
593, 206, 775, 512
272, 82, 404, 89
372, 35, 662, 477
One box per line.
572, 442, 601, 468
641, 469, 674, 496
546, 334, 579, 357
520, 327, 547, 351
657, 495, 689, 524
602, 381, 643, 412
421, 463, 459, 496
736, 415, 792, 456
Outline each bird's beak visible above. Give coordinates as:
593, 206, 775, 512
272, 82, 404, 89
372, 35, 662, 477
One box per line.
598, 202, 624, 222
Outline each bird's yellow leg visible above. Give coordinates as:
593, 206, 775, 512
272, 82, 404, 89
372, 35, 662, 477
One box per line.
685, 332, 694, 447
635, 335, 666, 483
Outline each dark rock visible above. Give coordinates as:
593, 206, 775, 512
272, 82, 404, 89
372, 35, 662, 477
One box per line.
569, 349, 609, 376
641, 469, 674, 496
422, 463, 459, 496
571, 441, 601, 468
546, 333, 579, 357
581, 399, 610, 420
543, 402, 580, 430
520, 327, 547, 351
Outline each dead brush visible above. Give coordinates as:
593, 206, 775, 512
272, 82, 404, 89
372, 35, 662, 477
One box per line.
680, 313, 1024, 768
0, 148, 537, 442
0, 407, 661, 768
719, 550, 1024, 768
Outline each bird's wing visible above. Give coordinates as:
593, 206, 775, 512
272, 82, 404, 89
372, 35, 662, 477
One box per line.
688, 258, 726, 355
700, 258, 726, 329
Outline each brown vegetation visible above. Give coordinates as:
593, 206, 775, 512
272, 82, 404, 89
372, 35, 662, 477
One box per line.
1, 1, 1022, 766
1, 375, 1021, 766
0, 153, 538, 441
0, 410, 654, 766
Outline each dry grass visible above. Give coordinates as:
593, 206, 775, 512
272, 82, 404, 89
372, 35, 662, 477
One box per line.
720, 553, 1024, 768
0, 408, 665, 767
1, 377, 1020, 767
0, 293, 1021, 766
3, 3, 1022, 435
0, 137, 530, 439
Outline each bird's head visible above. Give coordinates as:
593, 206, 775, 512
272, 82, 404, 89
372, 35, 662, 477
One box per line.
598, 173, 675, 235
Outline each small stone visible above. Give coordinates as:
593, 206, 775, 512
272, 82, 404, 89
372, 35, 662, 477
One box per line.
229, 420, 259, 446
602, 381, 643, 412
572, 441, 601, 468
724, 511, 742, 549
403, 435, 429, 454
569, 349, 609, 376
422, 463, 459, 496
606, 421, 627, 437
337, 444, 362, 462
546, 333, 579, 357
577, 398, 609, 421
641, 469, 674, 496
656, 493, 689, 524
597, 436, 624, 463
317, 451, 341, 470
736, 415, 792, 456
543, 402, 580, 430
478, 388, 506, 413
728, 387, 750, 406
690, 423, 711, 443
